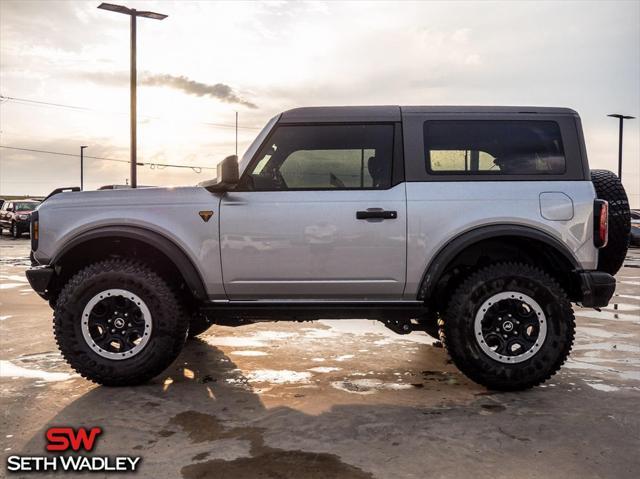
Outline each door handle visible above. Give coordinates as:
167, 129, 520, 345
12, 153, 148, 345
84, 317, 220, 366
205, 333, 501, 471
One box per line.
356, 210, 398, 220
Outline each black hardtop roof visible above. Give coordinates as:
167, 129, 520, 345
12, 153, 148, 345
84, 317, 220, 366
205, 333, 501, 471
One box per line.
280, 105, 578, 123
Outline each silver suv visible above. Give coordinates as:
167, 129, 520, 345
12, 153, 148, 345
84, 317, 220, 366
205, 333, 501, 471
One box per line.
26, 106, 631, 390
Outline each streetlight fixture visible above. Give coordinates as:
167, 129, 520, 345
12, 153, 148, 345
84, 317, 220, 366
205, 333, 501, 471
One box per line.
80, 145, 88, 190
97, 2, 167, 188
607, 113, 635, 180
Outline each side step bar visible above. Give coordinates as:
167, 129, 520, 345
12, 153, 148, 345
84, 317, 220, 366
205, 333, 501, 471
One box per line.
200, 300, 427, 321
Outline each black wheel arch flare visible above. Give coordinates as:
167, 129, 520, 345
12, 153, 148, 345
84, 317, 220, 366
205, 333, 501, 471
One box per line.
51, 225, 207, 300
417, 224, 581, 302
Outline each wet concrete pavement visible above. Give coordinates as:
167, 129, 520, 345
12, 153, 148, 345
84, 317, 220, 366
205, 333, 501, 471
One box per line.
1, 235, 639, 478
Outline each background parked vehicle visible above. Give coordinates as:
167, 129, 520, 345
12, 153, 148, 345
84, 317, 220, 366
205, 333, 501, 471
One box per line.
0, 199, 41, 238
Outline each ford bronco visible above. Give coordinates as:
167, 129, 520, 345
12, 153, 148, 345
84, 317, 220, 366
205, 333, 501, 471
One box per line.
26, 106, 631, 390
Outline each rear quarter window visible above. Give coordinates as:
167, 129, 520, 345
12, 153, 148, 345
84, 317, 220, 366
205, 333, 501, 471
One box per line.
424, 120, 566, 176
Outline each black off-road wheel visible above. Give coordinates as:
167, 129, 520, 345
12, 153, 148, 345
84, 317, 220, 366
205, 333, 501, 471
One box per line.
591, 169, 630, 275
54, 259, 189, 386
188, 312, 214, 338
441, 262, 575, 391
10, 222, 20, 238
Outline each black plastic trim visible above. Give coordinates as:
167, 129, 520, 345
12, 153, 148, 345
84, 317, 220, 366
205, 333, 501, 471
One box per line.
43, 187, 80, 202
201, 300, 426, 320
25, 266, 54, 300
417, 224, 580, 300
51, 225, 207, 299
576, 271, 615, 307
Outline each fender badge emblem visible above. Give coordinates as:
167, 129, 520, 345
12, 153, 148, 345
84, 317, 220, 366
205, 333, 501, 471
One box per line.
199, 210, 214, 222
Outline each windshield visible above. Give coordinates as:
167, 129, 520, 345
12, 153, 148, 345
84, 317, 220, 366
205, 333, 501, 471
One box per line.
239, 114, 280, 175
15, 202, 38, 211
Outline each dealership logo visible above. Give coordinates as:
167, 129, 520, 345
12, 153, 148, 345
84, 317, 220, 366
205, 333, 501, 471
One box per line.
46, 427, 102, 452
6, 427, 141, 473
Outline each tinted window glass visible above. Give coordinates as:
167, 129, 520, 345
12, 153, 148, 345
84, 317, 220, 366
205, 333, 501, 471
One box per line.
246, 124, 394, 190
14, 202, 37, 211
424, 120, 565, 175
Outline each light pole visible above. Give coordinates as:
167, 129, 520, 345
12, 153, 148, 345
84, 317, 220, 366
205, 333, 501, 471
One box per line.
97, 3, 167, 188
80, 145, 88, 190
607, 113, 636, 180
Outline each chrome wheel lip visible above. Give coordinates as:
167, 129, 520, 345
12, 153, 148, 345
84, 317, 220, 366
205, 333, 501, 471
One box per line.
474, 291, 547, 364
81, 288, 152, 361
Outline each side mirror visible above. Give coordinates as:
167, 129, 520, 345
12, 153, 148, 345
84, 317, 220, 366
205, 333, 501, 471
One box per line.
218, 155, 239, 185
200, 155, 239, 192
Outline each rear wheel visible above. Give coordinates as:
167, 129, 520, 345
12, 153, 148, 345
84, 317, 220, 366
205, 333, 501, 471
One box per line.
54, 259, 189, 386
591, 169, 630, 275
441, 262, 574, 391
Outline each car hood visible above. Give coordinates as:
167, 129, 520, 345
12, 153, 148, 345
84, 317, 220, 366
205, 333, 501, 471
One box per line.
42, 186, 211, 209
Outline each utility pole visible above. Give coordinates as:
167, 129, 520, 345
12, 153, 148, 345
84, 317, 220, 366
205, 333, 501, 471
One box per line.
235, 111, 238, 157
97, 3, 167, 188
80, 145, 88, 190
607, 113, 636, 180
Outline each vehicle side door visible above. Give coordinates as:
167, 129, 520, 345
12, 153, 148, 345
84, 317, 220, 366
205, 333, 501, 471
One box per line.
219, 123, 407, 300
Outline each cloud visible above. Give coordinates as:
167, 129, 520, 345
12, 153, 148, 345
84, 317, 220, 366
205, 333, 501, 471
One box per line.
140, 74, 257, 109
79, 71, 257, 108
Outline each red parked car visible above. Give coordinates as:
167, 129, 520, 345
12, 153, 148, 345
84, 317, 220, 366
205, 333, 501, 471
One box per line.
0, 199, 40, 238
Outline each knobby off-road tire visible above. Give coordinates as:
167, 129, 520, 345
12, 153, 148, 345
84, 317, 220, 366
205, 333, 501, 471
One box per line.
441, 263, 575, 391
54, 259, 189, 386
591, 169, 630, 275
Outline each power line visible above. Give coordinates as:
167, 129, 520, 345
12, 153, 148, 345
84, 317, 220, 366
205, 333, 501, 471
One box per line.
0, 95, 262, 130
0, 145, 215, 172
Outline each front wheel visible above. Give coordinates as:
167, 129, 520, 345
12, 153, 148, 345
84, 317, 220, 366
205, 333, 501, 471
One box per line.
54, 259, 189, 386
10, 222, 20, 238
441, 262, 575, 391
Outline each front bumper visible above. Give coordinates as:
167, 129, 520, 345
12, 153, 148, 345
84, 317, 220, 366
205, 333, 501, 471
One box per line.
15, 219, 31, 230
576, 271, 616, 308
25, 266, 55, 300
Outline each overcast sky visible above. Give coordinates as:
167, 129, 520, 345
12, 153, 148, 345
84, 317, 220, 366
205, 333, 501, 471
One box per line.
1, 0, 638, 205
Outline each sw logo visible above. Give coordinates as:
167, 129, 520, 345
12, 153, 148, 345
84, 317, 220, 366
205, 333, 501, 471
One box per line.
199, 210, 214, 222
46, 427, 102, 452
6, 426, 141, 474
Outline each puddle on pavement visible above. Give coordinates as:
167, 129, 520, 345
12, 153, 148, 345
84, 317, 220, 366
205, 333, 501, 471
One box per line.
308, 367, 341, 373
166, 411, 374, 479
0, 274, 28, 283
229, 351, 269, 357
0, 257, 32, 267
331, 378, 415, 395
583, 381, 620, 392
245, 370, 312, 385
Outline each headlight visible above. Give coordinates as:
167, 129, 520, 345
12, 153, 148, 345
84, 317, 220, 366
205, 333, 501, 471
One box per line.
17, 214, 29, 220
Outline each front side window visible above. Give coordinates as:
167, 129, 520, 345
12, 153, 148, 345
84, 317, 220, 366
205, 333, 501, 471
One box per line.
424, 120, 566, 175
245, 124, 394, 190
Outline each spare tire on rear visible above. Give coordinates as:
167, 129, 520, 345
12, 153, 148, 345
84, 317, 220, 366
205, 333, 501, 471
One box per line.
590, 169, 630, 275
